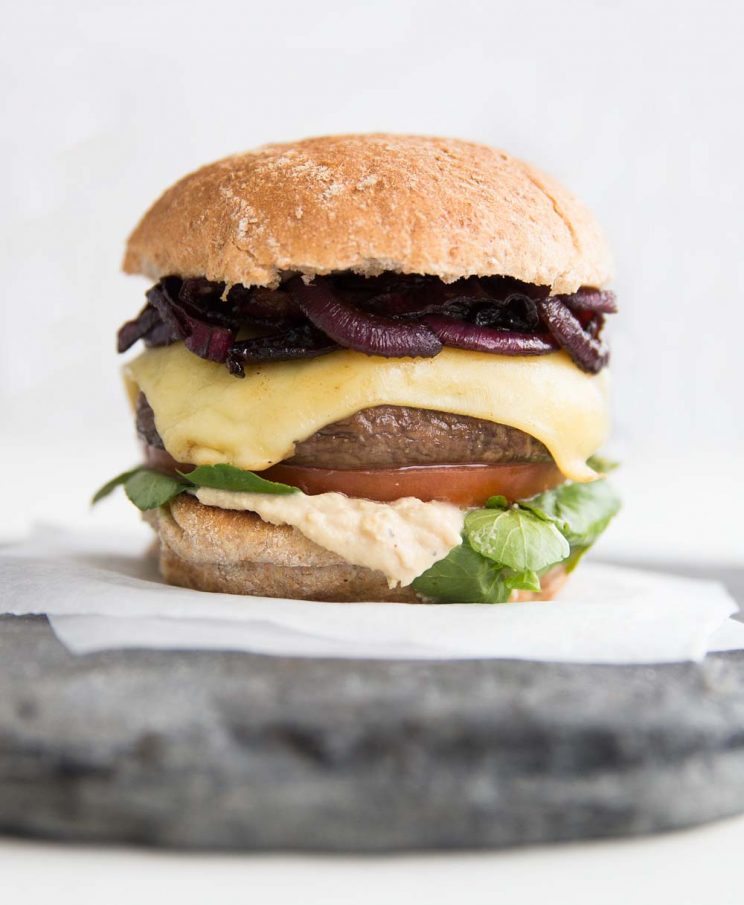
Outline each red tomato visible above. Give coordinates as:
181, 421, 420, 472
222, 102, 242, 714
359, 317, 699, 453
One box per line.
260, 462, 564, 506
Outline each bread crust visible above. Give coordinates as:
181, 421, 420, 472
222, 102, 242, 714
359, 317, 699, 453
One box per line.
149, 495, 568, 604
124, 134, 612, 294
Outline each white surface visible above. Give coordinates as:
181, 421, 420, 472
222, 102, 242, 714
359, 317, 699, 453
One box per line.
0, 526, 737, 662
4, 815, 744, 905
2, 0, 744, 895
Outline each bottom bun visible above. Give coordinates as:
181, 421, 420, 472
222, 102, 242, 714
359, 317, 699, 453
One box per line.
148, 495, 569, 604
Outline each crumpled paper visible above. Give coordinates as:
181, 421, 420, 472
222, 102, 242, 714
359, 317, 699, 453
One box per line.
0, 525, 740, 663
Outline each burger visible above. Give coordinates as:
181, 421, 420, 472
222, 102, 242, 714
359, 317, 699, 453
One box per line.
95, 134, 620, 604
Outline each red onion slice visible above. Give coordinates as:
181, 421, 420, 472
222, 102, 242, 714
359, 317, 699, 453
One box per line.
538, 299, 609, 373
423, 315, 558, 355
289, 278, 442, 358
117, 303, 162, 353
227, 284, 302, 325
145, 281, 237, 363
146, 283, 188, 340
142, 320, 179, 348
226, 325, 338, 376
178, 277, 226, 307
560, 289, 617, 314
184, 321, 235, 362
585, 313, 605, 339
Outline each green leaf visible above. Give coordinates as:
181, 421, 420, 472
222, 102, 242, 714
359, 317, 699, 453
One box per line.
587, 454, 620, 474
412, 543, 511, 604
93, 461, 299, 512
563, 545, 591, 574
124, 470, 189, 510
180, 464, 298, 495
485, 494, 509, 510
465, 507, 570, 572
92, 467, 143, 505
522, 479, 621, 546
504, 569, 541, 592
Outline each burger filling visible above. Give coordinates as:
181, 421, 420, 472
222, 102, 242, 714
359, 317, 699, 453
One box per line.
137, 395, 553, 469
122, 342, 607, 482
192, 487, 465, 589
96, 271, 621, 602
117, 272, 616, 375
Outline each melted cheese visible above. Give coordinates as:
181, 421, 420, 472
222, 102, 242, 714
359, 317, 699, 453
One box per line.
194, 487, 464, 587
126, 343, 610, 482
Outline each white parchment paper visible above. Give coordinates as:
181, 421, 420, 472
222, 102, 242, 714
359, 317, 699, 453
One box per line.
0, 526, 740, 663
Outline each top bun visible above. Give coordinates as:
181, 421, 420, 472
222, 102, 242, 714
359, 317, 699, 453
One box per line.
123, 134, 612, 294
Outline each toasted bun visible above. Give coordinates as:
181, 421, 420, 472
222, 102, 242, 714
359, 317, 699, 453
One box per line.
124, 134, 612, 294
149, 495, 568, 603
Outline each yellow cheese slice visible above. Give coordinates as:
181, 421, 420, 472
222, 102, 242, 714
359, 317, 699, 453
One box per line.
125, 343, 610, 482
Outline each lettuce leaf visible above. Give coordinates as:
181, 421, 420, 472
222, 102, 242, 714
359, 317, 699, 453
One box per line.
411, 543, 510, 603
91, 468, 142, 504
587, 454, 620, 474
521, 479, 621, 546
124, 470, 189, 510
465, 507, 570, 572
181, 464, 298, 495
92, 463, 299, 511
503, 568, 542, 592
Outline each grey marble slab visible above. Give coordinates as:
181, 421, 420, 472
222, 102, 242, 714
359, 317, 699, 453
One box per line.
0, 563, 742, 851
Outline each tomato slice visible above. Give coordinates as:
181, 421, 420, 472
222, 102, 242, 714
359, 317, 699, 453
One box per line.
144, 446, 564, 506
261, 462, 564, 506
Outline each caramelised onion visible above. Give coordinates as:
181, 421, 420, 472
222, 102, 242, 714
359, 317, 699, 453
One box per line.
178, 276, 226, 307
585, 313, 605, 339
145, 281, 188, 340
226, 325, 338, 376
116, 273, 617, 376
184, 320, 235, 361
143, 319, 181, 348
538, 298, 609, 373
147, 280, 237, 363
561, 289, 617, 314
117, 303, 162, 353
288, 278, 442, 358
227, 284, 302, 325
423, 315, 559, 355
471, 293, 541, 331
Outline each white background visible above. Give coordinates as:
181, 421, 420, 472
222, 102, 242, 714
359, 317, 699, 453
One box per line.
2, 0, 744, 559
2, 0, 744, 560
2, 0, 744, 899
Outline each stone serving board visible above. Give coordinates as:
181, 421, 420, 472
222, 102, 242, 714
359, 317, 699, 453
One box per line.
0, 564, 743, 852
